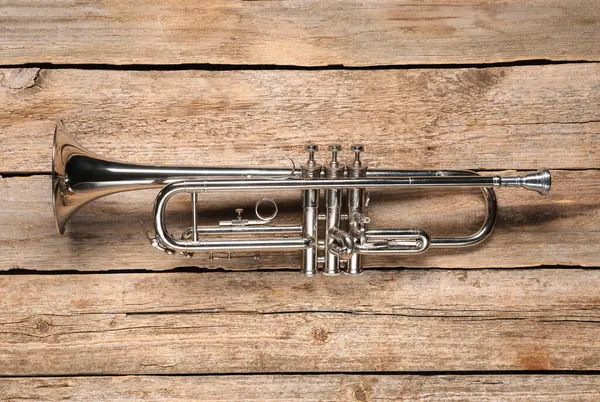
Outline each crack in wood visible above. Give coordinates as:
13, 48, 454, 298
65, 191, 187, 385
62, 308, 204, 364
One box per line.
1, 264, 599, 276
0, 60, 597, 72
123, 310, 533, 321
1, 370, 600, 378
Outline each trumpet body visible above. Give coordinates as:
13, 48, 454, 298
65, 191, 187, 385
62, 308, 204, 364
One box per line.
53, 120, 551, 276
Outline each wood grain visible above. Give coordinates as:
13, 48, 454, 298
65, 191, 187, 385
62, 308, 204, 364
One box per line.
1, 1, 599, 65
0, 170, 598, 271
2, 375, 599, 401
4, 270, 599, 318
1, 269, 599, 375
1, 64, 600, 172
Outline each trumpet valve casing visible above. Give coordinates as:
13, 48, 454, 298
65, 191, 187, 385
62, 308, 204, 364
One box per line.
300, 144, 321, 276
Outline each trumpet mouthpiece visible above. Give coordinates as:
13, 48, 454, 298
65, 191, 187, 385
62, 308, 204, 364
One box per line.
499, 169, 551, 195
520, 168, 552, 195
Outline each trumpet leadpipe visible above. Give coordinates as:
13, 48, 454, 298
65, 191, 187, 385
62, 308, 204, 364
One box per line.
165, 171, 550, 193
366, 169, 551, 195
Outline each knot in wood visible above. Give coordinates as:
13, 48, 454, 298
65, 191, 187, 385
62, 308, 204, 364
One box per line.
34, 317, 51, 334
353, 388, 368, 402
1, 68, 40, 90
311, 327, 330, 344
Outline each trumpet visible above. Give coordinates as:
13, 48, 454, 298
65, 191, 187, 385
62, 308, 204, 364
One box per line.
52, 120, 551, 276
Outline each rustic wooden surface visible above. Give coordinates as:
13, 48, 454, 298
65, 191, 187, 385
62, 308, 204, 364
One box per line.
1, 0, 599, 399
2, 65, 600, 172
2, 270, 599, 375
2, 0, 600, 65
2, 375, 600, 401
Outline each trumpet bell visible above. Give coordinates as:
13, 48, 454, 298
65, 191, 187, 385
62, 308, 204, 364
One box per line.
52, 120, 293, 235
52, 119, 160, 235
52, 119, 96, 235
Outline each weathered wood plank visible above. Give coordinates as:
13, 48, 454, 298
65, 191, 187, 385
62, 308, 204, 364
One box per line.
4, 270, 599, 318
1, 65, 599, 172
2, 375, 599, 401
1, 0, 599, 65
1, 270, 599, 374
1, 312, 596, 373
0, 170, 597, 270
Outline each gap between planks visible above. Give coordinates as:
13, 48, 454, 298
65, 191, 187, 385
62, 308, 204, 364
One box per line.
0, 59, 598, 71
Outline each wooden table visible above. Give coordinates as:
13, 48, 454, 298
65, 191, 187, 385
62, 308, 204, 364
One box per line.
1, 1, 599, 400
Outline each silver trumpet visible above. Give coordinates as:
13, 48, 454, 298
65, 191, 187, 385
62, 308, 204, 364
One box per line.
53, 120, 551, 276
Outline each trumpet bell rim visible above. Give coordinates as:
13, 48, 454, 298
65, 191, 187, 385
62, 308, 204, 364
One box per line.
52, 119, 68, 235
52, 119, 90, 235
